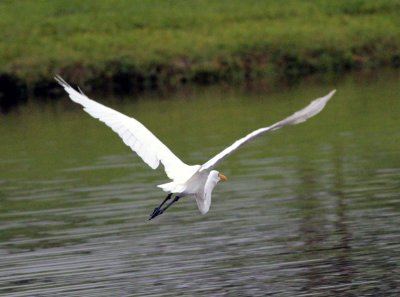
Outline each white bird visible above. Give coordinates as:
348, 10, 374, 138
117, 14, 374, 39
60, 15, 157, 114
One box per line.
55, 75, 335, 220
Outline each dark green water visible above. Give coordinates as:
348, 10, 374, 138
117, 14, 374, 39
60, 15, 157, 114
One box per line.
1, 71, 400, 296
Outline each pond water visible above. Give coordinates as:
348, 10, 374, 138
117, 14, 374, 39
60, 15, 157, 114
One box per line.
1, 71, 400, 296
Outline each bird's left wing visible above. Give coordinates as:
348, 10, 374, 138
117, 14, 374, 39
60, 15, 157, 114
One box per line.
55, 76, 194, 181
200, 90, 336, 171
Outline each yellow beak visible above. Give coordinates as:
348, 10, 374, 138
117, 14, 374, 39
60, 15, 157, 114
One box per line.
218, 173, 228, 181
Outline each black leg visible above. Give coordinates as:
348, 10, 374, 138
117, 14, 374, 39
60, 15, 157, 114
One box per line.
160, 195, 181, 213
148, 194, 181, 220
156, 193, 173, 210
149, 193, 172, 219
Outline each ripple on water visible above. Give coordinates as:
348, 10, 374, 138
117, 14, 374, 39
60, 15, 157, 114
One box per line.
1, 77, 400, 296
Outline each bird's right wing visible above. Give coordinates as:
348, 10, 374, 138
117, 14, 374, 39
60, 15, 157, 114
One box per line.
56, 76, 195, 182
200, 90, 336, 171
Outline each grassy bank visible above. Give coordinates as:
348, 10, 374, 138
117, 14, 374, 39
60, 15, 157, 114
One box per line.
1, 0, 400, 105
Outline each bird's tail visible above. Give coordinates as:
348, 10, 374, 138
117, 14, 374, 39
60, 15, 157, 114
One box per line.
157, 182, 186, 193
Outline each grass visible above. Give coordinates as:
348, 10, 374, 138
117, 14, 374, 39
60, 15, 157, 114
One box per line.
1, 0, 400, 93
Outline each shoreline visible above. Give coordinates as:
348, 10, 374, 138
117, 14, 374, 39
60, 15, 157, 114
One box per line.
1, 1, 400, 112
1, 52, 399, 113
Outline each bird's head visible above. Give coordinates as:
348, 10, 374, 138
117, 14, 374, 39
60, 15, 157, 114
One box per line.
209, 170, 228, 183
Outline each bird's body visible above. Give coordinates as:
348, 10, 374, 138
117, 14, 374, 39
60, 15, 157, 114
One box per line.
56, 75, 335, 219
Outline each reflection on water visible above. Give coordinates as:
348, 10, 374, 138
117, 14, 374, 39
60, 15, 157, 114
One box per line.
1, 71, 400, 296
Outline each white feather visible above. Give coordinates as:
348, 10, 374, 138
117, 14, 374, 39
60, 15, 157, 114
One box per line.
195, 171, 220, 214
200, 90, 336, 171
55, 75, 196, 182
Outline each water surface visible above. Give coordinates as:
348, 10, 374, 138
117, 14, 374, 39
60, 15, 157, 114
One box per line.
1, 71, 400, 296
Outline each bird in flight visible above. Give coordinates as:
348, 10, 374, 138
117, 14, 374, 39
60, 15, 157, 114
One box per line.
56, 76, 335, 220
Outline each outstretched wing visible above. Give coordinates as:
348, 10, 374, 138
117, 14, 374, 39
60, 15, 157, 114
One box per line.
200, 90, 336, 171
56, 75, 196, 182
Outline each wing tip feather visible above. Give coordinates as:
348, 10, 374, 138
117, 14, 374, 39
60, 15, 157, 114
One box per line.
327, 89, 336, 98
54, 75, 69, 88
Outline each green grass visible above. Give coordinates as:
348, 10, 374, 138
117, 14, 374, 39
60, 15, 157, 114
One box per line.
1, 0, 400, 87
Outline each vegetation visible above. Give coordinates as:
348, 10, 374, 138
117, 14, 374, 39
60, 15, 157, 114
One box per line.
1, 0, 400, 98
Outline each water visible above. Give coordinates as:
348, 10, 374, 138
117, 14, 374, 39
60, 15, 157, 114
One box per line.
1, 71, 400, 296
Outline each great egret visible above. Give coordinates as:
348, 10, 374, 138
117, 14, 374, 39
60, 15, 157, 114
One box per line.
55, 76, 335, 220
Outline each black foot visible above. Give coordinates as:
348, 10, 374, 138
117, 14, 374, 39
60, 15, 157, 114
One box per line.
148, 194, 181, 221
150, 206, 160, 217
149, 207, 163, 220
148, 193, 172, 220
